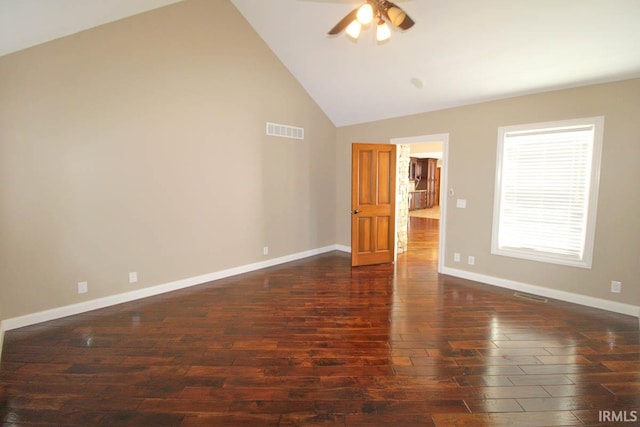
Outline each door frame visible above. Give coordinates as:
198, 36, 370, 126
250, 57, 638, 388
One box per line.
391, 133, 450, 273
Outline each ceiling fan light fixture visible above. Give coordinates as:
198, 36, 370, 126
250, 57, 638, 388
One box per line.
356, 3, 374, 25
387, 6, 407, 27
327, 0, 414, 41
345, 20, 362, 39
376, 20, 391, 41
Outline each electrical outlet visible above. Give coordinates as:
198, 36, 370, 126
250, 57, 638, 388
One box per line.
611, 281, 622, 293
453, 252, 461, 262
468, 256, 475, 265
263, 246, 269, 255
129, 272, 138, 283
77, 281, 88, 294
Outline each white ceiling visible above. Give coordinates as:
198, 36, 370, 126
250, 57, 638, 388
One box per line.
2, 0, 640, 127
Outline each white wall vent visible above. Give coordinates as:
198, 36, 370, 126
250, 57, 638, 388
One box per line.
266, 122, 304, 140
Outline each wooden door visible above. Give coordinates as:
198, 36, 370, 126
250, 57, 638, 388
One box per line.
351, 143, 396, 267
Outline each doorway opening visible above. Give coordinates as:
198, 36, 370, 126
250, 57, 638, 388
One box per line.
391, 134, 449, 273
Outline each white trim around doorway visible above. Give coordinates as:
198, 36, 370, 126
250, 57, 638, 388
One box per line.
391, 133, 450, 274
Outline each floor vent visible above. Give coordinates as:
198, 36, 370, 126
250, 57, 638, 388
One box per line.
513, 292, 548, 303
266, 122, 304, 140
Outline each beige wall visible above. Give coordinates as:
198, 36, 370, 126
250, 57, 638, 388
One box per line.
337, 79, 640, 307
409, 142, 443, 156
0, 0, 336, 320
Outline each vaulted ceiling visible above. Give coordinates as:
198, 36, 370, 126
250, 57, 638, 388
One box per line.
2, 0, 640, 126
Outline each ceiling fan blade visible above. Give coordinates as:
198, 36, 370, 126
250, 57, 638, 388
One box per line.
327, 7, 358, 35
381, 1, 415, 30
397, 12, 414, 30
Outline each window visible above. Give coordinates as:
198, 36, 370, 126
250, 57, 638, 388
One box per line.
492, 117, 604, 268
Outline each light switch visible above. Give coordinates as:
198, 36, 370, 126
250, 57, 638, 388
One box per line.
456, 199, 467, 208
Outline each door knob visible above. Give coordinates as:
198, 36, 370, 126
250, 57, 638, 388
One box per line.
352, 209, 361, 214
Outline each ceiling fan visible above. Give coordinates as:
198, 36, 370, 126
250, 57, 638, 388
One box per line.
328, 0, 415, 41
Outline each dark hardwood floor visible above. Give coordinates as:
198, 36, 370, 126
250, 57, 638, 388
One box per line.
1, 217, 639, 426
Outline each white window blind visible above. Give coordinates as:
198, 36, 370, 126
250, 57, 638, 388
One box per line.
492, 117, 604, 268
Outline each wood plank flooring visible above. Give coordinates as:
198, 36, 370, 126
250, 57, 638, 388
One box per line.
1, 217, 639, 426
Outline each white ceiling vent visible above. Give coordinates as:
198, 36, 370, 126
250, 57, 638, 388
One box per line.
266, 122, 304, 140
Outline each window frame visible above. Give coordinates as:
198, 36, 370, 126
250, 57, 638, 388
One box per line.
491, 116, 604, 269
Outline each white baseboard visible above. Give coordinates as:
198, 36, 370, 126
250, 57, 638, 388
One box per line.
3, 248, 637, 336
335, 244, 351, 253
2, 245, 342, 332
441, 266, 640, 318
